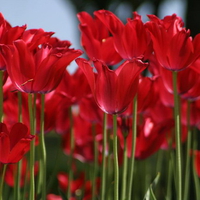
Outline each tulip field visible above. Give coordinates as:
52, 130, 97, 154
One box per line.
1, 9, 200, 200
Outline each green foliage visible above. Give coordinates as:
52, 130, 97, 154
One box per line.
143, 173, 160, 200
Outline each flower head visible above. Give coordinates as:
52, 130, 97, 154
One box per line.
76, 58, 147, 114
0, 123, 34, 164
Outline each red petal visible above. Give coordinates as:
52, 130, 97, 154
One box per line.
0, 131, 10, 164
8, 136, 34, 163
9, 123, 29, 149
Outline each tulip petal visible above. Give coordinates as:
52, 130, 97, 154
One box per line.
9, 123, 29, 149
8, 136, 34, 163
0, 132, 10, 163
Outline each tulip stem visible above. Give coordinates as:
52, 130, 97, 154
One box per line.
0, 70, 3, 122
92, 123, 98, 200
172, 71, 182, 200
28, 93, 35, 200
38, 94, 46, 199
18, 91, 22, 123
192, 129, 200, 200
67, 106, 74, 199
14, 161, 22, 200
127, 95, 137, 200
100, 112, 107, 199
183, 100, 191, 200
121, 135, 128, 200
14, 92, 23, 200
113, 114, 119, 200
106, 130, 113, 199
0, 164, 7, 200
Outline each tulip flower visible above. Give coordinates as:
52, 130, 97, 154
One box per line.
76, 58, 147, 114
4, 157, 39, 187
0, 13, 26, 70
118, 116, 174, 159
55, 68, 91, 105
120, 76, 158, 116
57, 172, 100, 200
77, 11, 122, 66
146, 14, 200, 71
94, 10, 152, 60
0, 39, 82, 93
46, 194, 63, 200
62, 114, 102, 162
21, 28, 54, 51
79, 96, 104, 124
0, 122, 34, 164
181, 99, 200, 127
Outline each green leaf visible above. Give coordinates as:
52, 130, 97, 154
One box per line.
143, 172, 160, 200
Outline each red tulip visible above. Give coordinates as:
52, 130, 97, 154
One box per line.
158, 65, 200, 101
54, 93, 72, 134
3, 79, 26, 128
181, 99, 200, 127
153, 75, 174, 108
146, 97, 173, 124
79, 96, 104, 124
120, 76, 158, 116
118, 116, 174, 159
76, 58, 147, 114
0, 13, 26, 70
46, 194, 63, 200
0, 123, 34, 164
57, 172, 100, 200
62, 114, 102, 162
21, 28, 54, 51
55, 68, 91, 105
1, 39, 82, 93
58, 172, 85, 193
4, 157, 38, 187
94, 10, 152, 60
77, 11, 122, 65
146, 14, 200, 71
35, 92, 59, 133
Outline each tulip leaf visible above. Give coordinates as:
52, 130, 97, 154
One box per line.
143, 172, 160, 200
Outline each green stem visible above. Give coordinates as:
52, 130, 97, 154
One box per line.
0, 164, 7, 200
28, 93, 35, 200
166, 150, 173, 200
92, 123, 98, 200
156, 150, 163, 173
37, 94, 46, 199
121, 135, 128, 200
14, 92, 23, 200
192, 128, 200, 200
67, 106, 74, 199
106, 129, 113, 200
14, 161, 22, 200
183, 100, 191, 200
113, 114, 119, 200
127, 96, 137, 200
193, 155, 200, 200
0, 71, 3, 122
18, 91, 22, 123
100, 112, 107, 199
172, 71, 182, 200
22, 159, 29, 200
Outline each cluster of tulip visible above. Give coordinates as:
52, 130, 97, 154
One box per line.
1, 9, 200, 200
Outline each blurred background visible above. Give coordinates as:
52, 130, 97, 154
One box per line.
1, 0, 199, 51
